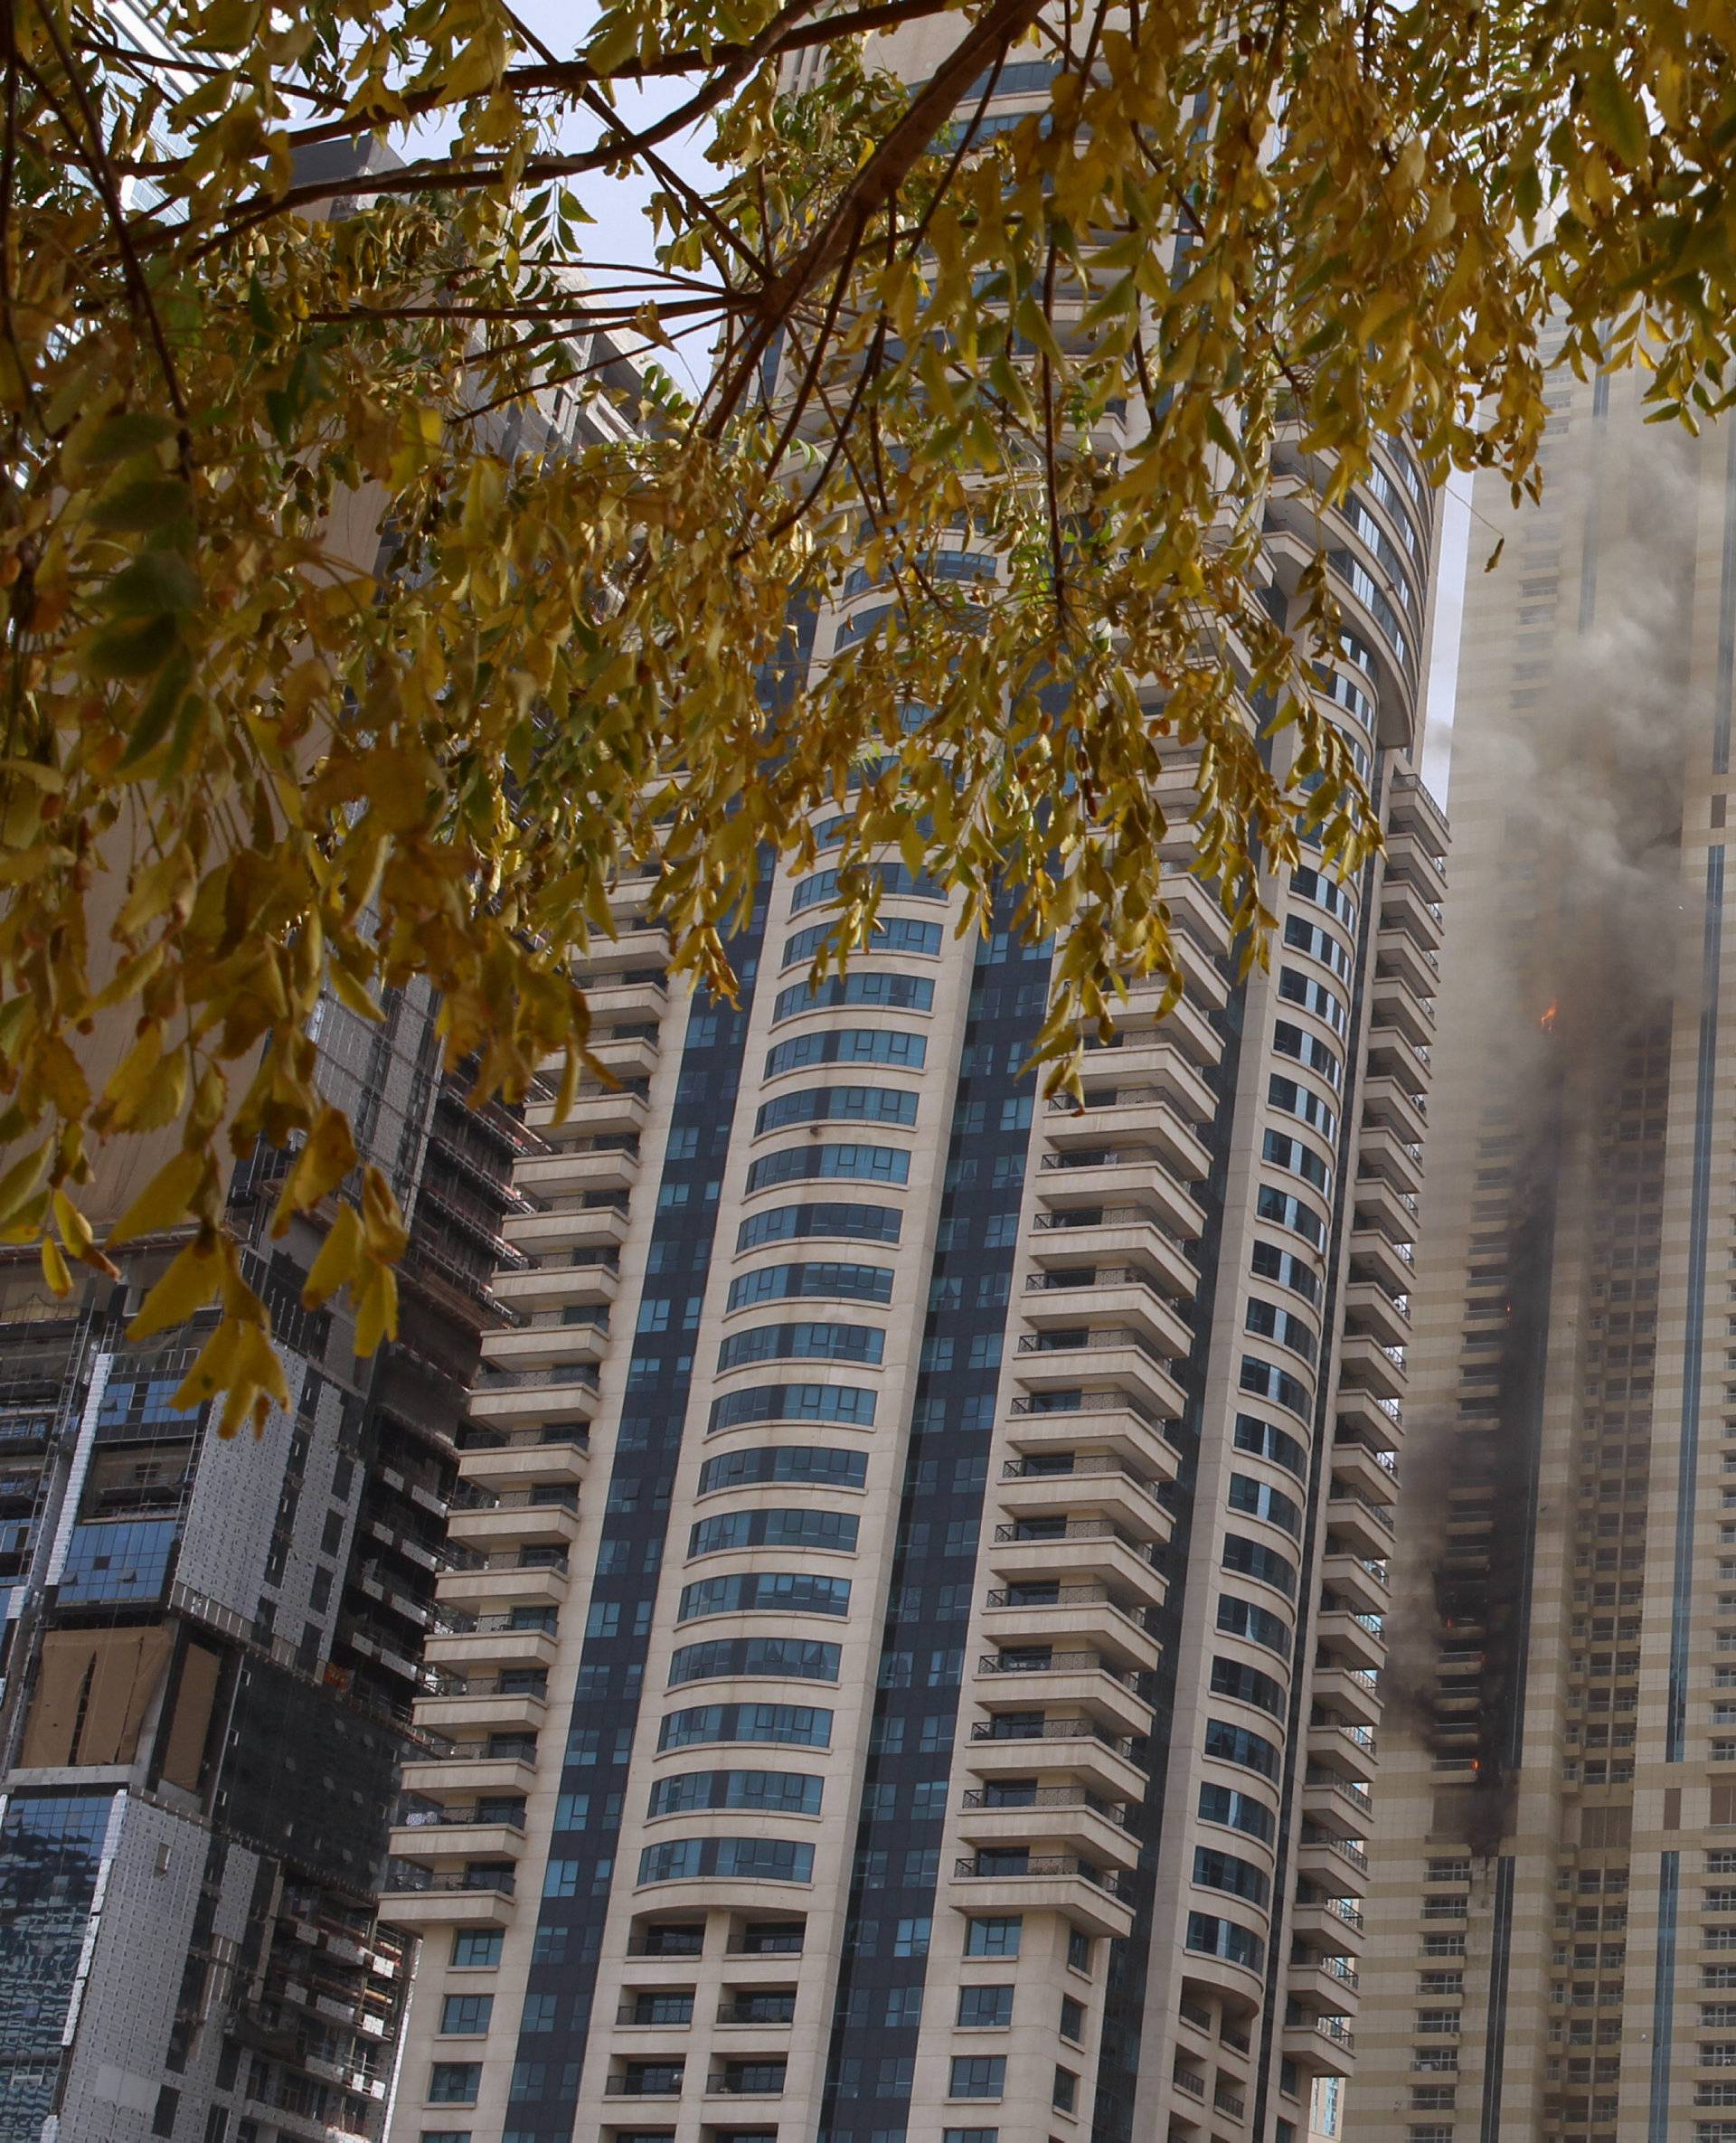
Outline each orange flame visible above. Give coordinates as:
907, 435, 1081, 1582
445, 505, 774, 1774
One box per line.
1540, 1001, 1558, 1031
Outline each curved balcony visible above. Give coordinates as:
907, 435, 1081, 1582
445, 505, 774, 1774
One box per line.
504, 1194, 632, 1260
1292, 1896, 1366, 1954
1336, 1384, 1403, 1452
973, 1648, 1154, 1737
1043, 1092, 1212, 1184
967, 1713, 1148, 1802
377, 1864, 517, 1929
1005, 1396, 1180, 1483
456, 1425, 589, 1494
1316, 1607, 1385, 1676
524, 1077, 652, 1145
996, 1451, 1175, 1550
1358, 1123, 1425, 1204
1012, 1327, 1185, 1428
1021, 1268, 1195, 1362
989, 1516, 1167, 1610
480, 1310, 610, 1378
983, 1581, 1160, 1671
436, 1546, 570, 1614
1325, 1492, 1394, 1562
1296, 1821, 1371, 1893
447, 1487, 580, 1556
466, 1363, 600, 1433
1117, 974, 1225, 1071
957, 1786, 1138, 1870
1034, 1151, 1206, 1243
1377, 924, 1439, 1004
1282, 2014, 1356, 2080
1370, 964, 1434, 1050
1331, 1440, 1398, 1511
425, 1618, 557, 1676
949, 1852, 1134, 1939
1319, 1551, 1387, 1617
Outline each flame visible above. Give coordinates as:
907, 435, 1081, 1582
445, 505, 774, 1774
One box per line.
1540, 1001, 1559, 1031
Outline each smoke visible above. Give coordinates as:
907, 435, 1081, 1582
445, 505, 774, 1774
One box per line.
1384, 395, 1708, 1842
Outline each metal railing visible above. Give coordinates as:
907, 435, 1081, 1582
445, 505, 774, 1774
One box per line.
953, 1853, 1123, 1895
969, 1715, 1138, 1759
1002, 1455, 1165, 1506
994, 1518, 1160, 1566
960, 1785, 1127, 1825
985, 1582, 1148, 1628
382, 1865, 516, 1898
978, 1650, 1149, 1694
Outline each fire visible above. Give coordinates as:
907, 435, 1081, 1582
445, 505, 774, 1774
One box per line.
1540, 1001, 1558, 1031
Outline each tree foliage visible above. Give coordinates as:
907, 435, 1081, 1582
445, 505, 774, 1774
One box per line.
1, 0, 1730, 1424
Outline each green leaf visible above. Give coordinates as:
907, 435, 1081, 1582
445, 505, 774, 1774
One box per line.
1584, 52, 1649, 169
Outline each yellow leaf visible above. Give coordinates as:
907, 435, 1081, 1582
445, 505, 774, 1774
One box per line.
108, 1149, 207, 1246
354, 1263, 398, 1355
128, 1235, 223, 1339
41, 1236, 70, 1297
302, 1202, 363, 1308
359, 1164, 409, 1264
272, 1105, 359, 1234
0, 1144, 45, 1231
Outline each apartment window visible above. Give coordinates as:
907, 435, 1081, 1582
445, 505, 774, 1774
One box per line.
949, 2058, 1008, 2100
428, 2066, 482, 2105
439, 1996, 494, 2036
966, 1918, 1023, 1957
1052, 2069, 1078, 2114
893, 1918, 931, 1957
1060, 1997, 1085, 2043
943, 2131, 1000, 2143
958, 1986, 1014, 2028
1067, 1930, 1093, 1974
450, 1930, 503, 1968
1410, 2087, 1457, 2110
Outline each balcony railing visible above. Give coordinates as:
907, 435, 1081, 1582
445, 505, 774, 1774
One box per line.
382, 1865, 516, 1897
969, 1714, 1139, 1759
1030, 1205, 1199, 1262
978, 1650, 1151, 1695
396, 1801, 525, 1831
994, 1518, 1160, 1566
953, 1853, 1123, 1895
1002, 1455, 1166, 1506
1008, 1389, 1167, 1432
985, 1582, 1148, 1628
960, 1785, 1128, 1825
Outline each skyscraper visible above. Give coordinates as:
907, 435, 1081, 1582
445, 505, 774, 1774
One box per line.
379, 46, 1449, 2143
1351, 363, 1736, 2138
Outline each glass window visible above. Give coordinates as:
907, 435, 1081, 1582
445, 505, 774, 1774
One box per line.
438, 1995, 494, 2035
449, 1929, 503, 1968
427, 2064, 482, 2104
958, 1985, 1014, 2028
948, 2056, 1007, 2100
965, 1917, 1023, 1958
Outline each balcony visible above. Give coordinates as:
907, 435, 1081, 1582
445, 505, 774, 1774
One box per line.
983, 1581, 1160, 1668
1118, 971, 1225, 1070
1352, 1173, 1419, 1249
1297, 1819, 1371, 1889
425, 1619, 557, 1676
967, 1713, 1149, 1802
524, 1076, 652, 1144
1043, 1091, 1212, 1183
1369, 965, 1434, 1049
1282, 2014, 1356, 2078
1376, 926, 1439, 1003
974, 1648, 1154, 1736
413, 1673, 548, 1738
949, 1853, 1134, 1939
1028, 1208, 1201, 1302
1311, 1666, 1382, 1733
957, 1785, 1138, 1869
1341, 1277, 1410, 1352
1062, 1038, 1218, 1125
1331, 1439, 1399, 1510
1347, 1224, 1415, 1301
1316, 1607, 1385, 1676
999, 1452, 1175, 1540
446, 1487, 580, 1555
1022, 1267, 1195, 1363
1326, 1493, 1395, 1561
705, 2063, 788, 2099
456, 1426, 589, 1494
1358, 1122, 1425, 1204
1336, 1383, 1403, 1451
989, 1516, 1167, 1609
1011, 1330, 1185, 1437
436, 1548, 570, 1614
505, 1194, 632, 1260
466, 1363, 600, 1432
388, 1803, 527, 1865
400, 1748, 538, 1800
478, 1311, 611, 1375
1306, 1719, 1378, 1788
1319, 1550, 1387, 1616
1291, 1895, 1366, 1952
1035, 1152, 1206, 1243
377, 1865, 517, 1929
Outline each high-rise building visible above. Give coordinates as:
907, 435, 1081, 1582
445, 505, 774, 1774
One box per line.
1350, 365, 1736, 2138
379, 44, 1449, 2143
